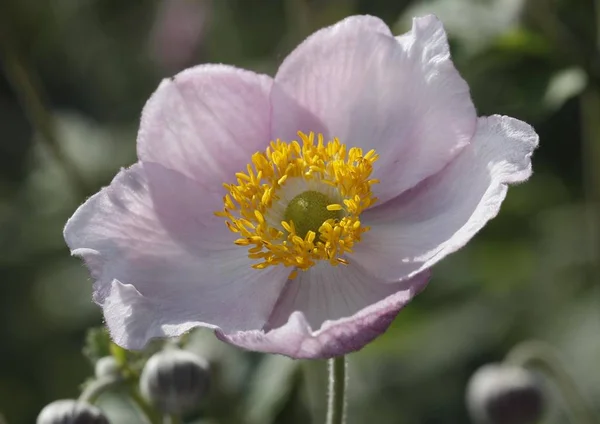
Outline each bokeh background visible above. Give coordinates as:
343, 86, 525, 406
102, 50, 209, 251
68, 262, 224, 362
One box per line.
1, 0, 599, 423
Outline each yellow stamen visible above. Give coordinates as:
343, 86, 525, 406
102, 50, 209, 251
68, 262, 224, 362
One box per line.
216, 131, 379, 271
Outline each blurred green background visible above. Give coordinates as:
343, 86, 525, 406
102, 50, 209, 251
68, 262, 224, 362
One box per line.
0, 0, 599, 423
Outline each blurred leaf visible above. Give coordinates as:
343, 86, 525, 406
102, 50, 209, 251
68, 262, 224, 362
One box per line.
544, 68, 587, 112
83, 327, 112, 365
548, 294, 600, 409
299, 360, 327, 424
494, 28, 552, 56
244, 355, 300, 424
97, 393, 148, 424
53, 112, 136, 184
109, 343, 128, 368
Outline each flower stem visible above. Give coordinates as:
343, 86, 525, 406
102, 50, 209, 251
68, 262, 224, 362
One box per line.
128, 384, 163, 424
326, 356, 347, 424
78, 376, 122, 404
505, 341, 599, 424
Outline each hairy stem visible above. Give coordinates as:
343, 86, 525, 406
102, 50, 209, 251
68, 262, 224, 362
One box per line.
326, 356, 347, 424
78, 376, 122, 404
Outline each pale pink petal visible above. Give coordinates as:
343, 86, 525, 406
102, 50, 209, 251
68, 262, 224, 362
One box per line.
103, 279, 254, 350
272, 15, 476, 203
137, 65, 273, 187
269, 83, 329, 143
64, 163, 290, 349
351, 115, 538, 282
103, 280, 165, 349
216, 264, 430, 359
64, 162, 225, 304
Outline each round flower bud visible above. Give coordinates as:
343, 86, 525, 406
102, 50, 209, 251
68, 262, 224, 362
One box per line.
36, 399, 109, 424
140, 349, 210, 415
466, 363, 545, 424
94, 356, 120, 379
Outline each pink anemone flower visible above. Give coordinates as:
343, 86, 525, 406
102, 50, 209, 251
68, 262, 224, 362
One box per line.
64, 15, 538, 359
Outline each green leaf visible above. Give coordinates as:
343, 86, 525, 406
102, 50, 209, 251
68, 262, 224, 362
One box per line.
82, 327, 112, 365
109, 342, 128, 368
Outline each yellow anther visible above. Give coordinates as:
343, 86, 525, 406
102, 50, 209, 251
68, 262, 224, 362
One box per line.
254, 210, 265, 225
215, 131, 379, 272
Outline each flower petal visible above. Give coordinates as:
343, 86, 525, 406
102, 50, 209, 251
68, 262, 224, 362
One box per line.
216, 264, 430, 359
137, 64, 273, 186
64, 162, 223, 303
103, 280, 164, 349
352, 115, 538, 282
64, 163, 290, 349
103, 279, 235, 350
273, 15, 476, 203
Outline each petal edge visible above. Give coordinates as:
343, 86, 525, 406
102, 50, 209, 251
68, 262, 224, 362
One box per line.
353, 115, 539, 282
216, 271, 430, 359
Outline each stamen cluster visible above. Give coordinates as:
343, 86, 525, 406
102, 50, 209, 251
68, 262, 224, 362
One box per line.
216, 132, 379, 273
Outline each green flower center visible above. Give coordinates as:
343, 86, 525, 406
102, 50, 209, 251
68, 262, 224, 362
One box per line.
284, 190, 343, 239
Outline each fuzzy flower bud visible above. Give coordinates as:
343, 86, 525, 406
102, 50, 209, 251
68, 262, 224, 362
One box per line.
140, 349, 210, 414
466, 363, 545, 424
36, 400, 109, 424
94, 356, 120, 379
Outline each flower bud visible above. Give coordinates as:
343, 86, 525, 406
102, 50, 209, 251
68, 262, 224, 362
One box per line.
466, 363, 545, 424
36, 399, 109, 424
140, 349, 210, 414
94, 357, 120, 379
